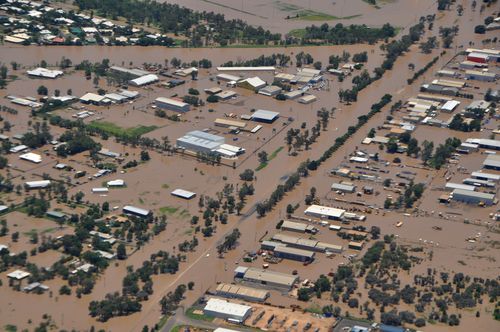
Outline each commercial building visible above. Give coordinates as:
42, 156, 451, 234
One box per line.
237, 76, 266, 91
174, 67, 197, 77
471, 171, 500, 182
25, 180, 51, 189
19, 152, 42, 163
273, 246, 315, 262
171, 188, 196, 199
331, 182, 356, 193
129, 74, 159, 86
216, 73, 241, 82
467, 52, 490, 63
46, 211, 67, 221
251, 109, 279, 123
109, 66, 149, 79
258, 85, 282, 97
215, 283, 270, 302
463, 178, 495, 188
440, 100, 460, 112
155, 97, 190, 113
27, 67, 63, 79
466, 100, 492, 111
451, 189, 495, 206
298, 94, 317, 104
10, 144, 28, 153
80, 93, 111, 105
215, 90, 237, 100
445, 182, 476, 192
122, 205, 152, 218
176, 130, 225, 153
203, 298, 251, 323
284, 90, 303, 100
280, 220, 316, 234
483, 154, 500, 170
214, 118, 247, 129
217, 66, 275, 72
465, 70, 496, 82
237, 266, 298, 290
271, 233, 342, 253
7, 270, 31, 280
107, 179, 125, 187
304, 204, 345, 220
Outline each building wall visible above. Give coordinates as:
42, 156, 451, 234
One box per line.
155, 100, 190, 113
452, 193, 494, 205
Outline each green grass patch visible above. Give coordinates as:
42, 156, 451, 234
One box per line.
289, 28, 307, 38
159, 206, 179, 215
256, 146, 284, 171
179, 209, 190, 219
157, 315, 170, 330
161, 184, 170, 189
138, 197, 145, 204
292, 10, 361, 21
185, 307, 214, 322
305, 304, 323, 314
88, 121, 158, 139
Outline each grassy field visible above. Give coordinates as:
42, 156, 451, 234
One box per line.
88, 121, 158, 139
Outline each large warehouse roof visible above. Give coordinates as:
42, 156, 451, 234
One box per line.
304, 204, 345, 218
243, 267, 298, 287
204, 298, 251, 317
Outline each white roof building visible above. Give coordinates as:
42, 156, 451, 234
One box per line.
203, 298, 252, 323
238, 76, 266, 90
304, 204, 346, 220
27, 67, 63, 79
7, 269, 31, 280
129, 74, 159, 86
107, 179, 125, 187
19, 152, 42, 163
171, 189, 196, 199
9, 144, 29, 153
25, 180, 51, 189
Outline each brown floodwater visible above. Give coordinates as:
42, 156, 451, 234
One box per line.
0, 1, 498, 331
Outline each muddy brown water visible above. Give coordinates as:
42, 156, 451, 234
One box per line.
0, 1, 498, 331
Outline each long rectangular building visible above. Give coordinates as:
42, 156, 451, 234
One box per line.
273, 246, 315, 262
215, 283, 269, 302
237, 267, 298, 290
304, 204, 345, 220
451, 189, 495, 206
155, 97, 190, 113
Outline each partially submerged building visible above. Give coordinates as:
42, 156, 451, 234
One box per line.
451, 189, 495, 206
250, 109, 279, 123
304, 204, 345, 221
203, 298, 251, 323
122, 205, 152, 218
215, 283, 270, 302
235, 266, 298, 290
27, 67, 63, 79
154, 97, 190, 113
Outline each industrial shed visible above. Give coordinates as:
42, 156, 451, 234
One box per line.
251, 109, 279, 123
483, 154, 500, 170
176, 130, 225, 153
215, 283, 269, 302
128, 74, 159, 86
331, 182, 356, 193
214, 118, 247, 129
280, 220, 316, 233
273, 246, 315, 262
258, 85, 282, 97
451, 189, 495, 206
237, 76, 266, 91
171, 189, 196, 199
304, 204, 345, 220
27, 67, 63, 79
25, 180, 51, 189
122, 205, 151, 218
155, 97, 190, 113
238, 267, 298, 290
203, 298, 251, 323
